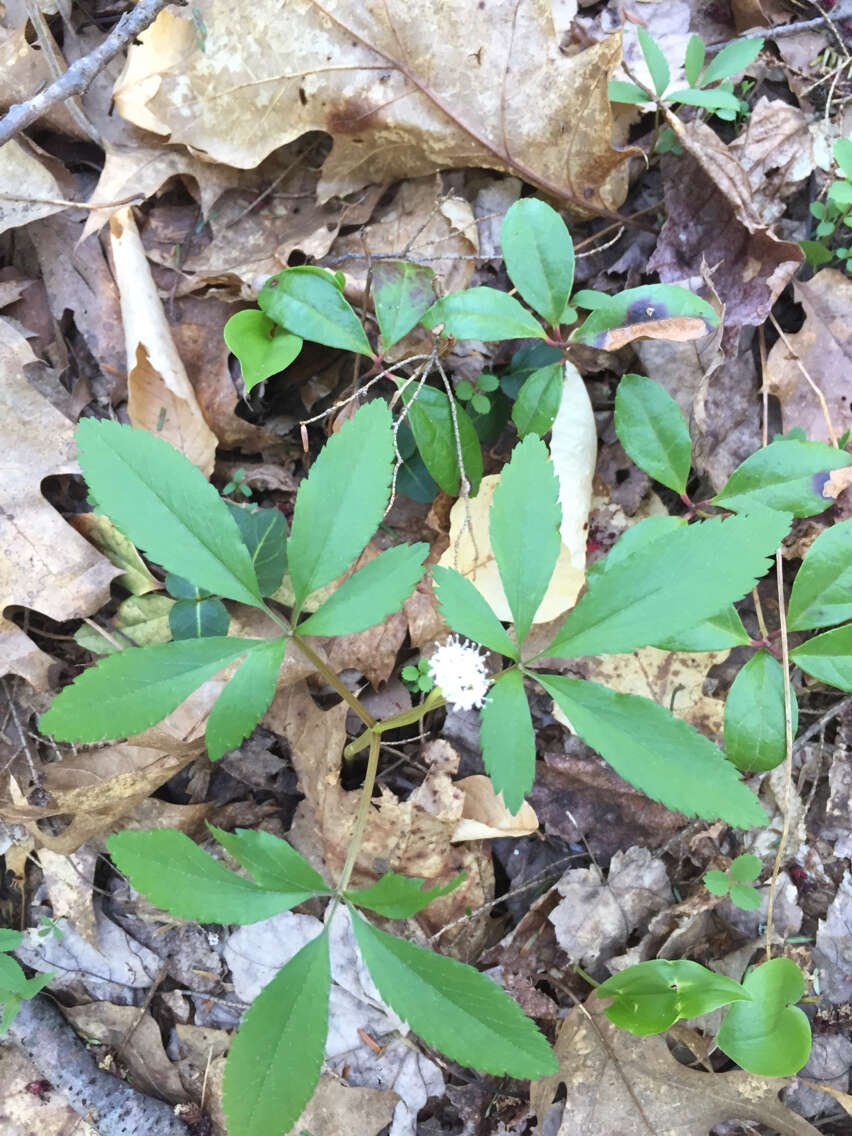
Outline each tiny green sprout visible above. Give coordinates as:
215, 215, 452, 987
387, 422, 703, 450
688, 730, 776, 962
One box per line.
223, 468, 253, 499
455, 372, 499, 416
401, 656, 435, 694
37, 915, 64, 941
704, 853, 762, 911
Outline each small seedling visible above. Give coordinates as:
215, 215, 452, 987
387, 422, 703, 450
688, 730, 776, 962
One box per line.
222, 467, 253, 499
704, 853, 763, 911
801, 137, 852, 271
455, 372, 500, 416
400, 655, 434, 693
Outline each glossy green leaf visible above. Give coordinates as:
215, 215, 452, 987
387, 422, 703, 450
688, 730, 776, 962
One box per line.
704, 870, 730, 897
724, 650, 795, 772
227, 504, 289, 597
608, 80, 649, 104
75, 419, 263, 608
700, 37, 763, 85
665, 88, 743, 112
572, 284, 718, 349
729, 883, 762, 911
597, 959, 749, 1035
500, 342, 563, 398
372, 259, 436, 350
538, 675, 767, 828
345, 870, 464, 918
164, 574, 211, 600
500, 199, 575, 326
637, 25, 670, 96
834, 137, 852, 180
717, 958, 811, 1076
545, 512, 790, 659
402, 383, 483, 497
653, 605, 751, 652
712, 439, 852, 517
432, 565, 517, 658
41, 637, 259, 743
208, 825, 329, 894
223, 310, 302, 393
422, 287, 546, 341
614, 373, 691, 493
287, 400, 394, 609
106, 829, 323, 923
491, 435, 561, 644
296, 543, 428, 636
480, 669, 535, 814
790, 624, 852, 691
395, 422, 439, 502
223, 928, 330, 1136
205, 637, 288, 760
511, 363, 563, 437
684, 34, 706, 87
787, 520, 852, 630
258, 267, 372, 356
169, 596, 229, 640
352, 914, 558, 1078
74, 593, 174, 656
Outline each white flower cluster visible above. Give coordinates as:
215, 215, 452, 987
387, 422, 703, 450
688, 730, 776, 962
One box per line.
428, 635, 489, 711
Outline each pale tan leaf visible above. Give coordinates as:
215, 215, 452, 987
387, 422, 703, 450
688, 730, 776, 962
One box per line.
451, 774, 539, 841
0, 139, 65, 235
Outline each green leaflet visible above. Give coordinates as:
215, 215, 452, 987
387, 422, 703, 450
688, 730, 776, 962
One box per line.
511, 362, 563, 437
432, 565, 517, 658
665, 88, 742, 111
597, 959, 749, 1035
684, 34, 705, 87
490, 435, 562, 645
480, 669, 535, 815
205, 637, 288, 760
296, 543, 428, 636
345, 870, 465, 918
40, 637, 260, 743
286, 400, 394, 610
614, 373, 691, 494
208, 826, 329, 894
402, 383, 483, 497
106, 829, 325, 923
538, 675, 767, 828
729, 853, 762, 882
717, 958, 811, 1077
608, 80, 649, 104
700, 36, 763, 85
637, 25, 670, 96
500, 199, 575, 327
258, 268, 372, 356
422, 287, 546, 341
227, 504, 289, 597
223, 928, 331, 1136
75, 419, 263, 608
724, 650, 796, 772
790, 623, 852, 691
351, 913, 558, 1078
544, 512, 790, 659
712, 438, 852, 517
787, 519, 852, 630
169, 596, 229, 640
223, 309, 302, 393
372, 259, 436, 349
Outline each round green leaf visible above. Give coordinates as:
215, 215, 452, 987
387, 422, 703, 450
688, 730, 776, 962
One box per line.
258, 267, 373, 356
729, 853, 762, 883
614, 373, 692, 493
500, 199, 575, 326
724, 650, 795, 772
729, 883, 762, 911
223, 310, 302, 393
717, 958, 811, 1077
703, 870, 730, 897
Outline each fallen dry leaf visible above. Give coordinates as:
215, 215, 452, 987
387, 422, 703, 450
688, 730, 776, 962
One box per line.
728, 97, 816, 225
451, 774, 539, 841
0, 139, 66, 235
37, 846, 97, 945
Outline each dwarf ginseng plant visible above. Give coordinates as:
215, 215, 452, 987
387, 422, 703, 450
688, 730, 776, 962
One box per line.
38, 199, 852, 1129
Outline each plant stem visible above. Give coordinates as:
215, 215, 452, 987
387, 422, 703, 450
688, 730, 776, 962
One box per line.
291, 634, 377, 729
336, 731, 382, 893
343, 688, 446, 759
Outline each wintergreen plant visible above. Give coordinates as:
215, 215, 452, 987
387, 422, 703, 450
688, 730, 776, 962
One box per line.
801, 137, 852, 271
704, 853, 763, 911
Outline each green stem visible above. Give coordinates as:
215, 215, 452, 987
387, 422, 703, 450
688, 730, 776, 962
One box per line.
343, 688, 446, 759
291, 633, 376, 730
336, 731, 382, 893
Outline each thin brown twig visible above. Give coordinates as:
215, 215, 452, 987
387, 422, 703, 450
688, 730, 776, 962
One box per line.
0, 191, 143, 211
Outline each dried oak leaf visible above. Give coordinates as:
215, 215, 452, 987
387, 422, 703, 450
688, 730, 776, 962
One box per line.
112, 1, 632, 213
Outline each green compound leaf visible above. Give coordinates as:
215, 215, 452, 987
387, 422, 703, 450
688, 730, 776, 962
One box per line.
205, 637, 288, 761
258, 267, 372, 356
704, 870, 731, 897
637, 25, 670, 96
730, 853, 762, 882
75, 419, 263, 608
223, 928, 331, 1136
572, 284, 718, 350
372, 259, 436, 350
608, 79, 649, 104
223, 309, 302, 393
712, 438, 852, 517
684, 34, 706, 87
345, 870, 465, 918
422, 287, 546, 341
106, 829, 324, 923
500, 199, 575, 327
729, 883, 762, 911
614, 373, 692, 493
511, 363, 563, 437
296, 543, 428, 636
597, 959, 750, 1035
227, 504, 289, 597
787, 519, 852, 630
717, 958, 811, 1077
665, 87, 743, 112
490, 435, 562, 645
480, 669, 535, 815
545, 512, 790, 659
432, 565, 517, 658
724, 649, 795, 772
41, 637, 260, 743
402, 383, 483, 497
351, 913, 558, 1078
208, 825, 329, 894
790, 624, 852, 691
169, 596, 230, 641
287, 400, 394, 610
700, 36, 763, 85
538, 675, 767, 828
